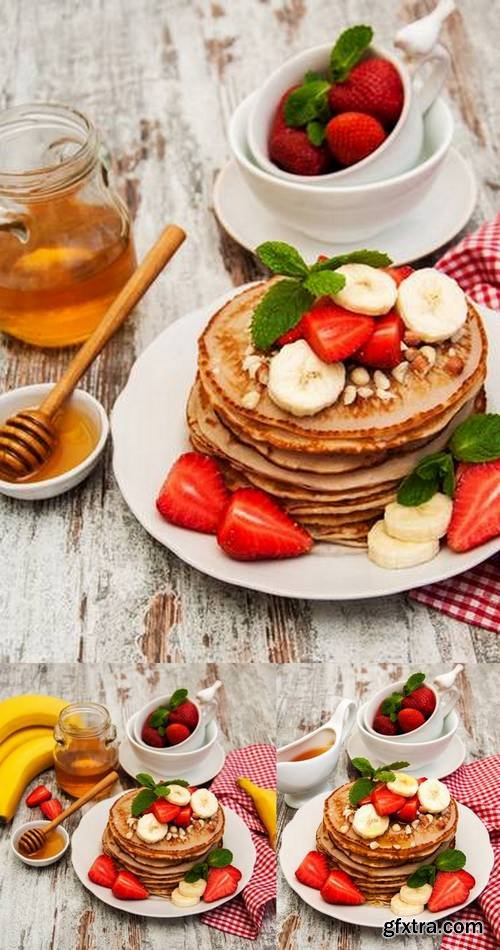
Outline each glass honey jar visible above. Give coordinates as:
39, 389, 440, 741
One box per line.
54, 702, 118, 798
0, 103, 137, 347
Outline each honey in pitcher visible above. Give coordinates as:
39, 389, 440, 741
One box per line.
291, 743, 334, 762
54, 702, 118, 798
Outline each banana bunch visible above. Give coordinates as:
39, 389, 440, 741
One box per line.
368, 492, 453, 569
0, 694, 67, 823
237, 777, 277, 850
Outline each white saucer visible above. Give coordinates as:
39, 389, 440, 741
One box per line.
118, 738, 226, 786
347, 728, 466, 779
213, 149, 476, 264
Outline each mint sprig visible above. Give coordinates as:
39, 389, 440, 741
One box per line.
131, 773, 190, 817
284, 79, 330, 128
349, 757, 410, 805
329, 24, 373, 83
380, 673, 426, 722
184, 847, 234, 883
149, 688, 189, 728
251, 242, 392, 351
407, 849, 466, 888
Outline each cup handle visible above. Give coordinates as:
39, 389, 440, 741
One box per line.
329, 698, 357, 743
411, 42, 450, 114
438, 686, 459, 719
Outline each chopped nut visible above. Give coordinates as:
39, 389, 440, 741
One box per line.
340, 823, 349, 834
411, 353, 431, 376
244, 344, 254, 356
357, 386, 373, 398
166, 833, 172, 840
242, 354, 264, 379
179, 828, 186, 838
342, 384, 357, 406
392, 823, 401, 833
256, 363, 269, 385
369, 841, 380, 850
420, 345, 436, 365
404, 331, 421, 347
342, 806, 353, 817
404, 347, 419, 362
350, 366, 370, 386
126, 817, 136, 826
125, 830, 134, 839
426, 814, 434, 824
392, 361, 409, 384
447, 347, 456, 357
412, 820, 420, 829
405, 825, 412, 835
376, 388, 395, 401
373, 370, 390, 390
393, 844, 401, 850
451, 327, 465, 342
444, 355, 464, 376
242, 389, 260, 410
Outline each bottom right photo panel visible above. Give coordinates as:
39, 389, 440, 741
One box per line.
277, 663, 499, 949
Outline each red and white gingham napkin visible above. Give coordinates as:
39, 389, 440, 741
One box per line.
410, 215, 500, 630
202, 743, 276, 940
441, 755, 500, 949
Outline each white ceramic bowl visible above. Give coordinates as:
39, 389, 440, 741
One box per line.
356, 702, 459, 768
11, 820, 70, 867
0, 384, 109, 500
229, 92, 453, 242
126, 715, 219, 775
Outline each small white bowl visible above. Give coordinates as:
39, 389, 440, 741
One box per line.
363, 677, 459, 742
229, 92, 453, 243
356, 703, 459, 768
125, 715, 220, 776
0, 384, 109, 500
11, 820, 70, 867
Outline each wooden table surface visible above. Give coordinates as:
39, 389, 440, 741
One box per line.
277, 662, 500, 949
0, 0, 499, 665
0, 662, 276, 950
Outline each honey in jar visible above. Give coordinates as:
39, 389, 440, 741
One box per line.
0, 103, 136, 347
54, 703, 118, 798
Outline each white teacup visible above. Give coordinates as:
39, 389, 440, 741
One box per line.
248, 40, 450, 187
277, 697, 356, 808
126, 717, 220, 776
363, 676, 459, 742
132, 681, 222, 754
356, 703, 459, 769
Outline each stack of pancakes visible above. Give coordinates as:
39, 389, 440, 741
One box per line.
102, 790, 225, 898
189, 281, 487, 546
316, 782, 458, 903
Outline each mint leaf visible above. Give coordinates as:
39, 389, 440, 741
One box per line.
404, 672, 425, 696
351, 757, 374, 778
150, 707, 168, 727
435, 849, 466, 871
304, 70, 324, 84
284, 80, 331, 127
185, 861, 209, 883
159, 778, 189, 787
407, 865, 436, 888
154, 785, 171, 798
131, 788, 157, 816
256, 241, 309, 278
168, 688, 188, 710
381, 692, 403, 722
306, 120, 326, 146
135, 772, 156, 789
251, 279, 314, 351
349, 777, 374, 805
329, 25, 374, 84
207, 848, 233, 868
373, 770, 396, 783
449, 413, 500, 462
311, 249, 392, 272
397, 471, 439, 507
381, 761, 410, 772
397, 449, 455, 506
303, 270, 345, 297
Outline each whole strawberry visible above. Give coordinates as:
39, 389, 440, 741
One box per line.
398, 708, 425, 733
373, 712, 398, 736
269, 126, 331, 176
325, 112, 386, 167
401, 686, 436, 719
168, 699, 199, 731
328, 58, 404, 129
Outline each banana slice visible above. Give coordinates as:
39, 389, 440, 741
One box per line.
166, 784, 191, 806
170, 887, 200, 908
390, 893, 425, 916
136, 813, 168, 843
190, 788, 219, 819
268, 340, 345, 417
384, 493, 453, 543
417, 778, 450, 814
397, 269, 467, 343
178, 878, 207, 898
352, 803, 389, 839
368, 520, 439, 570
386, 773, 419, 798
399, 883, 432, 906
333, 264, 397, 315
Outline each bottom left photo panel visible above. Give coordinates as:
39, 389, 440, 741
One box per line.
0, 663, 277, 950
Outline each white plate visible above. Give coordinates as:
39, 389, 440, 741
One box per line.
111, 286, 500, 601
280, 794, 493, 928
71, 792, 256, 918
118, 738, 226, 786
347, 729, 466, 780
213, 150, 477, 264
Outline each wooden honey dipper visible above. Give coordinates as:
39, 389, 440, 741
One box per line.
17, 769, 119, 856
0, 224, 186, 481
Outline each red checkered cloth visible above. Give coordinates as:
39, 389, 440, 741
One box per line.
441, 755, 500, 949
202, 743, 276, 940
410, 217, 500, 630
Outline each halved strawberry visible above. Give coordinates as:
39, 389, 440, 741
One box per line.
217, 488, 313, 561
156, 452, 230, 534
320, 870, 365, 905
112, 870, 149, 901
225, 865, 242, 883
203, 866, 240, 902
175, 805, 193, 827
295, 850, 330, 889
165, 722, 190, 745
355, 311, 404, 369
384, 265, 414, 286
427, 871, 470, 913
455, 869, 476, 889
25, 785, 52, 808
395, 795, 419, 823
447, 460, 500, 552
302, 301, 375, 363
40, 799, 63, 820
277, 318, 306, 347
88, 854, 118, 888
151, 799, 181, 824
398, 708, 425, 733
370, 785, 406, 816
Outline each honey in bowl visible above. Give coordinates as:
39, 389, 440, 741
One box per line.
291, 743, 334, 762
29, 829, 66, 860
18, 403, 100, 483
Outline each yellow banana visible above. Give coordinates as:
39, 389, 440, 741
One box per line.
0, 694, 67, 743
0, 727, 52, 766
0, 734, 55, 823
237, 777, 277, 850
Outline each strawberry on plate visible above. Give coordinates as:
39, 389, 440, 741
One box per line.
395, 795, 419, 823
203, 866, 240, 902
40, 799, 63, 820
320, 870, 365, 905
455, 869, 476, 889
295, 850, 330, 889
328, 58, 404, 129
427, 871, 471, 913
25, 785, 52, 808
165, 722, 191, 745
398, 708, 425, 733
401, 686, 436, 719
168, 699, 199, 731
151, 799, 181, 824
325, 112, 386, 167
370, 785, 406, 816
156, 452, 229, 535
88, 854, 119, 888
217, 488, 313, 561
447, 460, 500, 552
302, 301, 375, 363
112, 870, 149, 901
355, 311, 404, 369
